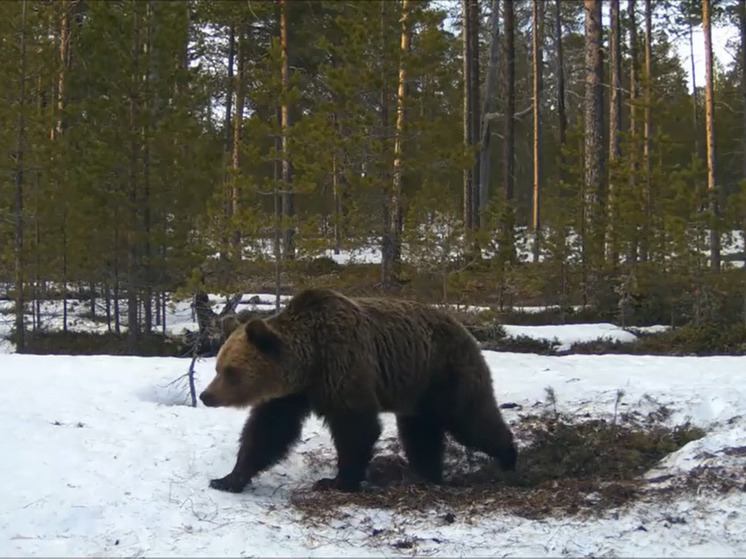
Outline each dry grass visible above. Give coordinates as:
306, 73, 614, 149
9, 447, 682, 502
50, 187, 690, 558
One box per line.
288, 410, 716, 522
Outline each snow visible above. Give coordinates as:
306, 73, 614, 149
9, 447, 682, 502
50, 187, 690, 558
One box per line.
502, 323, 639, 351
1, 349, 746, 557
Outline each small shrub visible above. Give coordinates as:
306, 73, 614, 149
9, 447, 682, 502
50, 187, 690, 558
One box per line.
659, 322, 746, 355
14, 331, 187, 357
571, 323, 746, 356
464, 320, 507, 343
481, 334, 560, 355
498, 305, 608, 326
296, 256, 341, 276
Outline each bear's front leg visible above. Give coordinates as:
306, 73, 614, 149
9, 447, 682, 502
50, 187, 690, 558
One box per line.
209, 395, 310, 493
210, 472, 251, 493
315, 410, 381, 492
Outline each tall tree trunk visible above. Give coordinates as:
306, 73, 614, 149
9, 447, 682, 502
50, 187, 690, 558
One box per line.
468, 0, 480, 227
387, 0, 410, 283
55, 0, 69, 141
741, 0, 746, 313
608, 0, 622, 265
56, 0, 71, 333
231, 25, 245, 260
641, 0, 652, 261
478, 0, 500, 217
740, 0, 746, 183
280, 0, 295, 261
332, 114, 342, 254
142, 0, 153, 334
221, 25, 235, 262
14, 0, 28, 352
225, 27, 235, 154
689, 21, 699, 157
114, 213, 120, 334
273, 107, 283, 310
583, 0, 604, 303
501, 0, 516, 264
531, 0, 543, 263
702, 0, 720, 271
127, 5, 141, 350
380, 0, 394, 285
462, 0, 479, 229
463, 0, 474, 230
628, 0, 639, 263
556, 0, 567, 153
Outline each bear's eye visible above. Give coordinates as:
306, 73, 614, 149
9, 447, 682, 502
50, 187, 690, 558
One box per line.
223, 365, 242, 385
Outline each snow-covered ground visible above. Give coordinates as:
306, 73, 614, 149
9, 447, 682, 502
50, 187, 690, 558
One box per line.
1, 348, 745, 557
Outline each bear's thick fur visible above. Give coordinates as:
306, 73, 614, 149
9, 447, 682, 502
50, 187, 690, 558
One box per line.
200, 288, 516, 493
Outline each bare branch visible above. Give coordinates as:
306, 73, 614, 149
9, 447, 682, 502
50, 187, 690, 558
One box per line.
484, 105, 533, 122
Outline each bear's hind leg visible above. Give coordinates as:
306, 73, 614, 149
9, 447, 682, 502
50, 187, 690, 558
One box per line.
446, 404, 517, 472
396, 413, 445, 484
210, 394, 310, 493
315, 411, 381, 492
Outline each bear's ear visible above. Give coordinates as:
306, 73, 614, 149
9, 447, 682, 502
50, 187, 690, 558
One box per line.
245, 319, 282, 355
221, 315, 240, 339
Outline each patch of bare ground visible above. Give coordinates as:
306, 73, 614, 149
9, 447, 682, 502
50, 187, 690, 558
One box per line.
288, 408, 746, 523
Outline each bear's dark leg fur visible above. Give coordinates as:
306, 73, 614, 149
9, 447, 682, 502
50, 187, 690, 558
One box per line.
396, 413, 445, 484
209, 394, 310, 493
446, 403, 517, 472
315, 411, 382, 492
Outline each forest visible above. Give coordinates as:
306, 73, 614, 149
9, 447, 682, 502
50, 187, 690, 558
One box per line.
1, 0, 745, 354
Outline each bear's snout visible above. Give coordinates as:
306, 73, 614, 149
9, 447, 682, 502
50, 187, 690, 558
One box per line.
200, 390, 218, 407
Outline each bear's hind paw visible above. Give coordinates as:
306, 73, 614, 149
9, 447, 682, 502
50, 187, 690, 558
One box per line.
209, 474, 250, 493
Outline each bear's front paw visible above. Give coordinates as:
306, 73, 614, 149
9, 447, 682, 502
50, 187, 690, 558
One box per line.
209, 473, 250, 493
313, 477, 361, 493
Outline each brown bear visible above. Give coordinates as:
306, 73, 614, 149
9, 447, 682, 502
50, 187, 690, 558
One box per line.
199, 288, 516, 493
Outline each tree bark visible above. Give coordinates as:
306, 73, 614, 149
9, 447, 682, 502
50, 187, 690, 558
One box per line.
142, 0, 153, 334
280, 0, 295, 261
608, 0, 622, 264
14, 0, 28, 352
383, 0, 409, 285
468, 0, 480, 227
583, 0, 604, 301
127, 4, 141, 349
221, 25, 235, 262
555, 0, 567, 152
478, 0, 500, 217
57, 0, 71, 332
380, 0, 393, 285
501, 0, 516, 264
628, 0, 639, 263
738, 0, 746, 186
531, 0, 543, 263
742, 0, 746, 309
689, 21, 699, 157
702, 0, 720, 271
231, 24, 246, 260
462, 0, 474, 230
641, 0, 653, 262
225, 26, 235, 155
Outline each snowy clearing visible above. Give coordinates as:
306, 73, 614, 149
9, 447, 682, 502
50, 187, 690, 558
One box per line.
1, 349, 745, 557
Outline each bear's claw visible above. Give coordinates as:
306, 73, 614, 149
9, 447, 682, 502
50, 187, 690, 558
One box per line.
209, 474, 250, 493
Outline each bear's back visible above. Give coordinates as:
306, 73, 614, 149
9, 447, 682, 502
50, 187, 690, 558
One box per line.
354, 297, 480, 412
275, 289, 486, 413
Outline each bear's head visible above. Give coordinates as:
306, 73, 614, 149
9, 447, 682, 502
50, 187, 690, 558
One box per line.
199, 315, 288, 408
